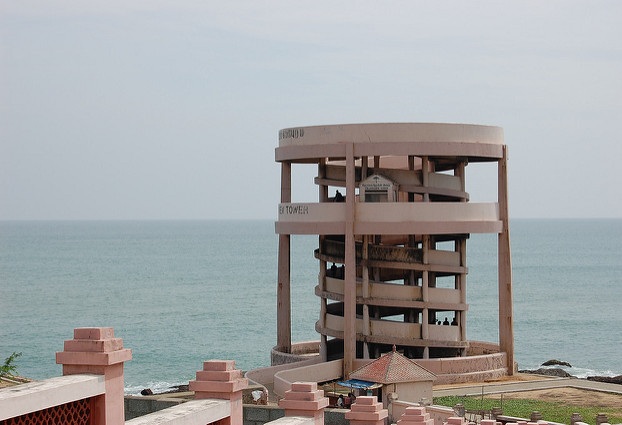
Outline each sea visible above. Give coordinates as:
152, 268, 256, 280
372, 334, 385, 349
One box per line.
1, 219, 621, 395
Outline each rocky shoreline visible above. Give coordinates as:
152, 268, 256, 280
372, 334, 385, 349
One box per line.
518, 359, 622, 385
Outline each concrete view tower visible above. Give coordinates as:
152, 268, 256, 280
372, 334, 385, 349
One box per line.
274, 123, 514, 380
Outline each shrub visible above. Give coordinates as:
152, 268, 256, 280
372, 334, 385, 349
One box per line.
0, 352, 22, 378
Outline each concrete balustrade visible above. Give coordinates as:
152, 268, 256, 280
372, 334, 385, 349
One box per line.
0, 327, 247, 425
0, 375, 105, 422
125, 399, 231, 425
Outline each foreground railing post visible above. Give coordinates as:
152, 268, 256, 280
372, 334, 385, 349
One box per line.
596, 413, 609, 425
56, 327, 132, 425
443, 417, 467, 425
345, 396, 388, 425
278, 382, 329, 425
189, 360, 248, 425
394, 406, 433, 425
571, 413, 583, 425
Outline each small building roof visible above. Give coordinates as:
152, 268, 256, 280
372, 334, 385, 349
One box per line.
349, 346, 437, 384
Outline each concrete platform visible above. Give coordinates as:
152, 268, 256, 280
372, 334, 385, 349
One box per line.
433, 374, 622, 397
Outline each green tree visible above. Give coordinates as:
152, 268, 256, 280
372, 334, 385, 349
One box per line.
0, 352, 22, 378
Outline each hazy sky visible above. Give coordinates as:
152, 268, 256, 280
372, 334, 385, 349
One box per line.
1, 1, 621, 220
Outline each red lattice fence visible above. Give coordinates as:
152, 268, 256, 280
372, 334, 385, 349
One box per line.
0, 397, 92, 425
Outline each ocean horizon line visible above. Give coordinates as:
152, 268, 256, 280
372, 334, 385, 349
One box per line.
2, 217, 622, 223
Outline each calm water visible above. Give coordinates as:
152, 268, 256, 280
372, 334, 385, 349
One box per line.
1, 219, 620, 394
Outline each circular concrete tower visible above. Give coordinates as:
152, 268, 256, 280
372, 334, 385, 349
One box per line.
274, 123, 514, 379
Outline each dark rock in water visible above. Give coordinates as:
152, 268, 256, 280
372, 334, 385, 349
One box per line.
170, 384, 189, 392
541, 359, 572, 367
519, 367, 573, 378
139, 385, 190, 395
158, 384, 190, 394
587, 375, 622, 385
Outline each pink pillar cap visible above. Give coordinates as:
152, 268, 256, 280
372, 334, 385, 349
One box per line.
73, 327, 115, 340
351, 396, 377, 405
291, 382, 318, 392
202, 360, 236, 371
